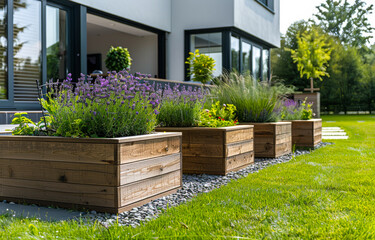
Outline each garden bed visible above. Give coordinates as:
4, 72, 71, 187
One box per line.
290, 119, 322, 148
0, 132, 182, 214
241, 122, 292, 158
156, 125, 254, 175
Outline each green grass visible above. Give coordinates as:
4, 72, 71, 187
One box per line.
1, 115, 375, 239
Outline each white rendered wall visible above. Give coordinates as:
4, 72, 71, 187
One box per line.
87, 31, 158, 76
234, 0, 280, 47
70, 0, 171, 32
168, 0, 234, 81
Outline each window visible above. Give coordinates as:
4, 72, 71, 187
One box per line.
252, 46, 261, 80
262, 49, 269, 81
47, 5, 68, 81
231, 35, 240, 72
256, 0, 274, 11
13, 0, 42, 102
241, 41, 251, 74
190, 32, 222, 77
0, 1, 7, 99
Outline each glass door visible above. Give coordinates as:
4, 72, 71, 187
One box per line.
46, 4, 69, 81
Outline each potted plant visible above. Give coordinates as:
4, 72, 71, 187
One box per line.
105, 46, 132, 72
212, 73, 294, 158
155, 84, 254, 175
0, 71, 182, 213
279, 99, 322, 148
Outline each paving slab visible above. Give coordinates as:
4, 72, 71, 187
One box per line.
322, 136, 349, 140
322, 132, 347, 136
0, 202, 83, 221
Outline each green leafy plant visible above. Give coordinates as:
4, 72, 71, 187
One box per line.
279, 99, 313, 120
157, 85, 205, 127
11, 112, 49, 136
199, 101, 238, 127
185, 49, 216, 84
212, 72, 294, 122
105, 46, 132, 72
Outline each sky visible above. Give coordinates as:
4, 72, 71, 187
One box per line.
280, 0, 375, 44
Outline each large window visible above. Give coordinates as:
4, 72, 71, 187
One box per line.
252, 46, 261, 80
190, 32, 222, 77
0, 1, 7, 99
256, 0, 274, 11
241, 41, 251, 74
231, 35, 240, 72
47, 5, 68, 81
262, 49, 269, 81
13, 0, 42, 102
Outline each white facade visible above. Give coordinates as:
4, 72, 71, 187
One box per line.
75, 0, 280, 80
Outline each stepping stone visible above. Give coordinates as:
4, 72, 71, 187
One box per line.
357, 121, 365, 123
322, 132, 347, 136
325, 121, 336, 123
322, 136, 349, 139
322, 129, 345, 132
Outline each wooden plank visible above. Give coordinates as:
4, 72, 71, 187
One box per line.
225, 127, 253, 144
119, 136, 180, 164
0, 178, 116, 207
182, 143, 224, 158
226, 151, 254, 173
0, 140, 116, 164
156, 127, 224, 144
0, 159, 117, 186
183, 156, 225, 175
275, 141, 292, 157
254, 142, 275, 158
120, 170, 181, 207
120, 153, 181, 185
226, 140, 253, 157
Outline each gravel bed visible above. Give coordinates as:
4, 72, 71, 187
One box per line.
83, 142, 332, 228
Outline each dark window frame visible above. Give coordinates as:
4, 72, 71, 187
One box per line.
185, 27, 273, 82
255, 0, 275, 13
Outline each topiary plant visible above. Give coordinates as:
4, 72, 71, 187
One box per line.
105, 46, 132, 72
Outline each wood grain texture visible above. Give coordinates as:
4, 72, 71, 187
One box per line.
119, 137, 180, 164
226, 151, 254, 173
120, 170, 181, 206
0, 133, 182, 213
156, 126, 254, 175
290, 119, 322, 148
242, 122, 292, 158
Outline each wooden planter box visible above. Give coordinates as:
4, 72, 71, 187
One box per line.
241, 122, 292, 158
290, 119, 322, 148
156, 125, 254, 175
0, 132, 182, 213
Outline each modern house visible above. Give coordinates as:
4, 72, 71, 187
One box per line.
0, 0, 280, 114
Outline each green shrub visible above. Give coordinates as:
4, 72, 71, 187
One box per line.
185, 49, 216, 84
157, 84, 205, 127
211, 73, 294, 123
199, 101, 238, 127
279, 99, 314, 120
105, 46, 132, 72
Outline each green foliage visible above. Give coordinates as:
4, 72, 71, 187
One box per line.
313, 0, 374, 49
157, 98, 202, 127
212, 73, 294, 122
290, 27, 332, 81
199, 101, 238, 127
185, 49, 216, 84
2, 115, 375, 239
280, 99, 314, 120
11, 112, 48, 136
105, 46, 132, 72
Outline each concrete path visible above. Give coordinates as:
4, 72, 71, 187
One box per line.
322, 127, 349, 140
0, 201, 84, 221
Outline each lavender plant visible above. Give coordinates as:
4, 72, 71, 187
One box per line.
156, 84, 206, 127
279, 99, 313, 120
40, 71, 160, 138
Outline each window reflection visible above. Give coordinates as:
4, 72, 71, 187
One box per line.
241, 41, 251, 74
13, 0, 41, 102
262, 49, 269, 81
231, 35, 240, 72
47, 6, 68, 81
190, 32, 222, 77
0, 1, 7, 99
252, 46, 261, 80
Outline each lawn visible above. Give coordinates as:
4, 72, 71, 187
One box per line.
1, 115, 375, 239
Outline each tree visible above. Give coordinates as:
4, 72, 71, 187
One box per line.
271, 20, 309, 90
360, 45, 375, 113
313, 0, 374, 49
290, 27, 332, 93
